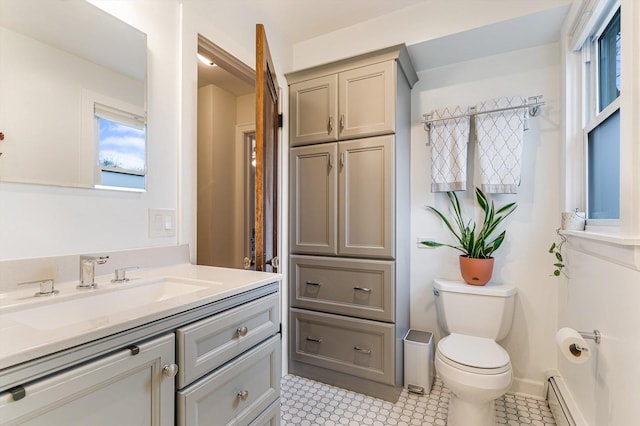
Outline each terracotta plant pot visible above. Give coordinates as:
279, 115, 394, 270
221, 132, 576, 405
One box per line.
459, 256, 494, 286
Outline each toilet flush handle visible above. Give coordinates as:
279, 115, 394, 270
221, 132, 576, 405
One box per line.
433, 289, 440, 296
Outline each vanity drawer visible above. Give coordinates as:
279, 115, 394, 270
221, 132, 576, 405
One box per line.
177, 335, 281, 426
290, 308, 395, 385
176, 293, 279, 388
290, 255, 394, 322
249, 399, 281, 426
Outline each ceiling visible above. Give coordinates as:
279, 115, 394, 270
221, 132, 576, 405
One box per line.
198, 0, 572, 94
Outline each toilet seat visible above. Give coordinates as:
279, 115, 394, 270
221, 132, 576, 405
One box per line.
437, 333, 511, 375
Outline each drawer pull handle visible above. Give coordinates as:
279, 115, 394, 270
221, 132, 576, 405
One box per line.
236, 326, 248, 337
354, 345, 372, 355
353, 286, 372, 292
305, 281, 321, 286
306, 336, 322, 343
237, 390, 249, 401
162, 363, 179, 378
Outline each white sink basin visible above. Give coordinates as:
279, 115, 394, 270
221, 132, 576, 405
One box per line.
5, 277, 216, 331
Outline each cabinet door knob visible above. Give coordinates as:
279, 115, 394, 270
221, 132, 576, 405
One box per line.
162, 363, 179, 378
237, 390, 249, 401
236, 326, 248, 337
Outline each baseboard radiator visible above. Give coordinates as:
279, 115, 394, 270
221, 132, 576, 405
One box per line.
546, 374, 587, 426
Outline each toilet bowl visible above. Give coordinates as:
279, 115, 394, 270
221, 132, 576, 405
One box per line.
435, 333, 512, 426
432, 279, 517, 426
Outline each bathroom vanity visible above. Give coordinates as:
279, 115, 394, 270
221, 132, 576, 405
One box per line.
0, 259, 281, 426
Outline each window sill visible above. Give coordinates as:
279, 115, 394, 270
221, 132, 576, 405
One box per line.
561, 229, 640, 270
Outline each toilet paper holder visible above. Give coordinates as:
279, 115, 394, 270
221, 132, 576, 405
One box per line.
579, 330, 601, 344
569, 330, 600, 355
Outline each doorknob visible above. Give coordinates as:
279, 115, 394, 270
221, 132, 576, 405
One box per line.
243, 257, 255, 270
265, 256, 279, 269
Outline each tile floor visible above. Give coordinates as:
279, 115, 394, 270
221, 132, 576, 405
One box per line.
281, 375, 557, 426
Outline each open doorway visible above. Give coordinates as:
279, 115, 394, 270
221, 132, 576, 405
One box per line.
196, 35, 256, 269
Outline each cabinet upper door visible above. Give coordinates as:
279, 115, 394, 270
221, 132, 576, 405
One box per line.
339, 136, 394, 259
289, 74, 338, 146
290, 144, 338, 255
338, 61, 395, 140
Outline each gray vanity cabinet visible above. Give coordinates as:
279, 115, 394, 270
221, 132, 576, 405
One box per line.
287, 44, 417, 402
289, 135, 394, 259
0, 334, 175, 425
289, 61, 396, 146
0, 282, 281, 426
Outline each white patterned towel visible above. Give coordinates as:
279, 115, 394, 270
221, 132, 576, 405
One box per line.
428, 105, 470, 192
475, 96, 527, 194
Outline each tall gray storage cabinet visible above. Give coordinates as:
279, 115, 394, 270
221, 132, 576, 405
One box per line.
286, 45, 417, 402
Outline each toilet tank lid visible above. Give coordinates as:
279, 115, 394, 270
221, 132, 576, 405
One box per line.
433, 279, 516, 297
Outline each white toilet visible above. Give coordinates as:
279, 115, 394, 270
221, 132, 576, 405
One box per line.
433, 279, 517, 426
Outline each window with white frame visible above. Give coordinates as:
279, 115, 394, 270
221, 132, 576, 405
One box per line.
95, 103, 146, 190
582, 4, 621, 221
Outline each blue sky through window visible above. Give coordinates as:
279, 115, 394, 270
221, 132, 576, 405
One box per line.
98, 117, 145, 172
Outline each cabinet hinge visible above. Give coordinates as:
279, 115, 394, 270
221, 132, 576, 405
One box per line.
279, 323, 282, 334
9, 385, 26, 401
278, 113, 283, 128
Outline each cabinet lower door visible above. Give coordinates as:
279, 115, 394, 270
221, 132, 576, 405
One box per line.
290, 143, 338, 255
177, 335, 281, 426
0, 334, 175, 426
339, 135, 394, 259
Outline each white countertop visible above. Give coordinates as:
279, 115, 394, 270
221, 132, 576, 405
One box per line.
0, 263, 281, 370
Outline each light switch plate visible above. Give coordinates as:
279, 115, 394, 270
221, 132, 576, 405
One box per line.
149, 208, 176, 238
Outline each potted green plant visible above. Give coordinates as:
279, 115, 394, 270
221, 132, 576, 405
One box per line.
422, 187, 517, 285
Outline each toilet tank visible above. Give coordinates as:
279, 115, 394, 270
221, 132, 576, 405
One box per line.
433, 279, 517, 341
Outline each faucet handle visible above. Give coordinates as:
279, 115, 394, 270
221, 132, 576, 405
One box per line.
18, 278, 58, 297
112, 267, 139, 283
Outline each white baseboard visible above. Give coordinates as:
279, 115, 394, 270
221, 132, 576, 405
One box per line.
510, 377, 546, 399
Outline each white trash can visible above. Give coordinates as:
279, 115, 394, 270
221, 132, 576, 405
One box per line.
403, 329, 434, 395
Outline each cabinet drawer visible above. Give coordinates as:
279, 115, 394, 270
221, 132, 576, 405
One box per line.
176, 293, 279, 388
290, 255, 394, 322
290, 308, 395, 385
249, 399, 280, 426
177, 335, 281, 426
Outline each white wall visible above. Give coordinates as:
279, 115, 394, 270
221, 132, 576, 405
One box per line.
558, 246, 640, 425
410, 43, 562, 396
0, 1, 180, 260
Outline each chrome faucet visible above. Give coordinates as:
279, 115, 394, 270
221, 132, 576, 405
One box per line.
78, 255, 109, 289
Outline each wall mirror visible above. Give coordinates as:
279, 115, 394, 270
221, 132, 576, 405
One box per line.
0, 0, 147, 189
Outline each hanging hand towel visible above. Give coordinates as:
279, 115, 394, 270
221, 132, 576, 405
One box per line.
475, 96, 527, 194
428, 105, 470, 192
